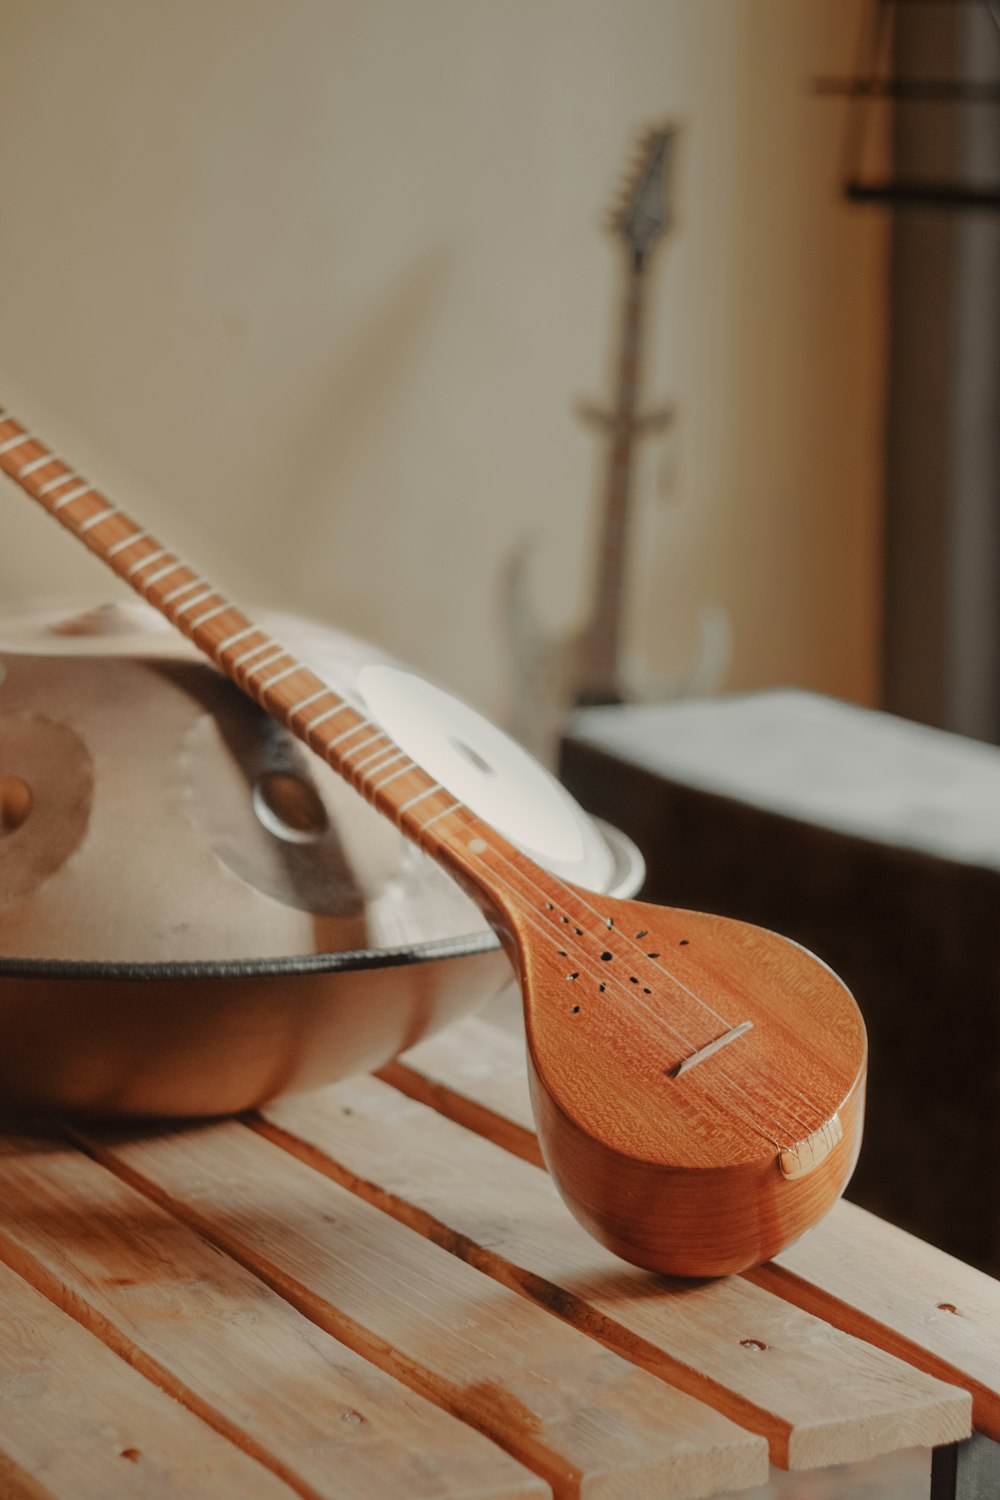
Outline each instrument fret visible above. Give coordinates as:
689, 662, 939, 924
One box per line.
216, 623, 258, 654
18, 452, 57, 479
142, 560, 184, 589
230, 638, 274, 670
77, 505, 118, 534
303, 703, 350, 733
286, 687, 329, 718
160, 575, 203, 606
173, 586, 216, 616
38, 470, 77, 496
52, 482, 93, 512
106, 528, 149, 559
241, 648, 286, 682
127, 548, 171, 577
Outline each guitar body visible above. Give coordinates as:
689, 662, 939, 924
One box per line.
504, 122, 731, 763
503, 545, 732, 762
515, 897, 867, 1277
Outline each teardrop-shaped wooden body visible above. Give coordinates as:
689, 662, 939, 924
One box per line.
516, 895, 867, 1278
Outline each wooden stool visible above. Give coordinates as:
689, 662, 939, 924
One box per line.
0, 1015, 997, 1499
560, 691, 1000, 1277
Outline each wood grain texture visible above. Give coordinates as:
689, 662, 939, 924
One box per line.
258, 1075, 968, 1470
0, 1257, 293, 1499
749, 1200, 1000, 1442
514, 897, 866, 1276
73, 1117, 768, 1500
0, 1125, 543, 1500
0, 408, 868, 1277
377, 1017, 542, 1167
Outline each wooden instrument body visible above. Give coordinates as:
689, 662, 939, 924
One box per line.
511, 897, 867, 1277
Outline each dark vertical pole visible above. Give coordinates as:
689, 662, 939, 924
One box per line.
883, 4, 1000, 742
933, 1434, 1000, 1500
882, 3, 960, 729
948, 9, 1000, 740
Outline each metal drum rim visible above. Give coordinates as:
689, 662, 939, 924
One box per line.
0, 929, 501, 983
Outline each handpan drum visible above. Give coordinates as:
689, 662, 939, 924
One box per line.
0, 601, 642, 1116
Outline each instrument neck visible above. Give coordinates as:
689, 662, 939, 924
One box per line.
579, 255, 647, 704
0, 410, 551, 932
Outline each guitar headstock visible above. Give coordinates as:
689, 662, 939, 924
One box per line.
607, 122, 678, 266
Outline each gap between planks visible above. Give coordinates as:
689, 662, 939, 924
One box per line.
0, 1255, 296, 1500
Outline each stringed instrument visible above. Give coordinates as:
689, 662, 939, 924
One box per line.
505, 122, 730, 761
0, 406, 867, 1277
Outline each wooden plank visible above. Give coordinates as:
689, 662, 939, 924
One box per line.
398, 1020, 1000, 1446
378, 1016, 541, 1166
749, 1201, 1000, 1443
74, 1117, 769, 1500
0, 1256, 294, 1500
259, 1074, 970, 1471
0, 1126, 544, 1500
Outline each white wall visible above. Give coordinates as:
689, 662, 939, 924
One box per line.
0, 0, 885, 721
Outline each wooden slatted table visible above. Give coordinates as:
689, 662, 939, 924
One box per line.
0, 1015, 997, 1500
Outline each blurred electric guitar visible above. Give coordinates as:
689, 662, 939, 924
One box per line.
505, 122, 730, 761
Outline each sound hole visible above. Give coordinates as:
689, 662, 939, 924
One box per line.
0, 776, 32, 836
448, 737, 496, 776
252, 773, 329, 844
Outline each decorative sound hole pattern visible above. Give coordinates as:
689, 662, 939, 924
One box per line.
0, 776, 32, 836
252, 772, 330, 844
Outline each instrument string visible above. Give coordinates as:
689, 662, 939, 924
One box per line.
436, 818, 808, 1149
430, 808, 830, 1144
454, 842, 785, 1152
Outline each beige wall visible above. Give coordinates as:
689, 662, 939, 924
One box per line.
0, 1, 884, 722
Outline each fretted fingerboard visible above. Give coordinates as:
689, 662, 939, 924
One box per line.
0, 408, 527, 914
583, 260, 646, 697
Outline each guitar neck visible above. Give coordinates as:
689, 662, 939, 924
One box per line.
0, 408, 544, 928
578, 258, 646, 701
